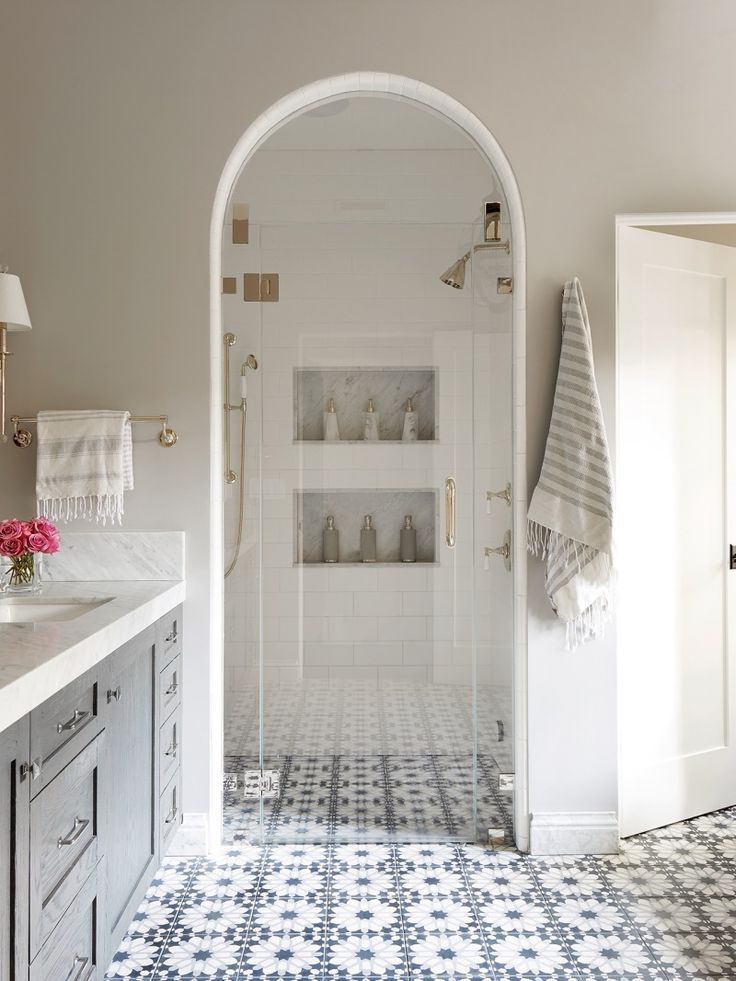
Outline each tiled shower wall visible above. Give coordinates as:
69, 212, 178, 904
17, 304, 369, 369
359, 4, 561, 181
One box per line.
222, 146, 512, 699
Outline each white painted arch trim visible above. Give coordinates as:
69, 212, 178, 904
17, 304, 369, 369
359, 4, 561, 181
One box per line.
208, 72, 529, 851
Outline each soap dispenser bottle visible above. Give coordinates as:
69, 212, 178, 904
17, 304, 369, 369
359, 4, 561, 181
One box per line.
363, 399, 379, 441
323, 515, 339, 563
400, 514, 417, 563
324, 397, 340, 441
360, 514, 377, 563
402, 397, 418, 442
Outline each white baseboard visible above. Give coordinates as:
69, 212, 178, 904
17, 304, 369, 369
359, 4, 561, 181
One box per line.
168, 813, 209, 856
530, 811, 619, 855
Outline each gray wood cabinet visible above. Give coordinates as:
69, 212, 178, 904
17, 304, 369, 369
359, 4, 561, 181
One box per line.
0, 603, 183, 980
0, 717, 30, 981
99, 626, 158, 966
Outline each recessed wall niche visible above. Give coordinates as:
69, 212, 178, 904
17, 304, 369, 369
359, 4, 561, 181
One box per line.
294, 367, 437, 442
296, 489, 438, 565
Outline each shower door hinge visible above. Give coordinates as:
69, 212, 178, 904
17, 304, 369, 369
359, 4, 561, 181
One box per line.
244, 272, 280, 302
243, 769, 281, 799
497, 277, 513, 294
498, 772, 515, 793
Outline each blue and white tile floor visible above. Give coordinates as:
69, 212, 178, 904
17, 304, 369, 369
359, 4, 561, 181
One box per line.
108, 806, 736, 979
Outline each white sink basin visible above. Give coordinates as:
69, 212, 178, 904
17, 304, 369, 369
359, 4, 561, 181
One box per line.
0, 597, 113, 624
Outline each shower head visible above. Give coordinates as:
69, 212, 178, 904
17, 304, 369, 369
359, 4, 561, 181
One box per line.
243, 354, 258, 370
440, 252, 470, 290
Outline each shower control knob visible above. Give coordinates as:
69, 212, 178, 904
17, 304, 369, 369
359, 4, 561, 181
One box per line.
484, 531, 512, 572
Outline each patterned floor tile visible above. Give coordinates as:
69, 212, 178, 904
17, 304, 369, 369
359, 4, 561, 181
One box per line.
107, 807, 736, 980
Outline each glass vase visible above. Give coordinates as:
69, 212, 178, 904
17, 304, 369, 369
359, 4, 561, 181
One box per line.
0, 552, 43, 595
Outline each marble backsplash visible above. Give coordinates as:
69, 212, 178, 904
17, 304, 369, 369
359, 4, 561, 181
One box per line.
295, 367, 437, 441
46, 532, 185, 581
297, 490, 437, 564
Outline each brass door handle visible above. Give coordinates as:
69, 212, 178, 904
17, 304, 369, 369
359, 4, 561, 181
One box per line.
445, 477, 456, 548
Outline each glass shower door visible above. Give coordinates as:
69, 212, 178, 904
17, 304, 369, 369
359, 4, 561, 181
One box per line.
252, 219, 483, 843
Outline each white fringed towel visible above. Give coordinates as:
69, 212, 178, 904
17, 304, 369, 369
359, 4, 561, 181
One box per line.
527, 278, 614, 649
36, 410, 134, 525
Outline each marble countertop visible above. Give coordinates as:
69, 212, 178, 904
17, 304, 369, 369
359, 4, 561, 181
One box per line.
0, 579, 186, 732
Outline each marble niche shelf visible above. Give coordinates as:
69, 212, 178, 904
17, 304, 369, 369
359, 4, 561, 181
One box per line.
294, 367, 437, 442
295, 489, 438, 566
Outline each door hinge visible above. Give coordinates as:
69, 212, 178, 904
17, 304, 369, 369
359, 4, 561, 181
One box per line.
498, 772, 515, 793
243, 769, 281, 799
497, 276, 513, 294
730, 544, 736, 570
244, 273, 279, 302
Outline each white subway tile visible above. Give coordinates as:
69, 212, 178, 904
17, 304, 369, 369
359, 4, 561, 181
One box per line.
378, 617, 427, 641
354, 592, 402, 617
304, 643, 354, 666
354, 642, 403, 666
303, 617, 330, 642
303, 591, 354, 617
330, 617, 378, 642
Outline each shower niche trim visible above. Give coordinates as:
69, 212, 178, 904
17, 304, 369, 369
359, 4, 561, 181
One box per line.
295, 488, 438, 565
294, 366, 438, 443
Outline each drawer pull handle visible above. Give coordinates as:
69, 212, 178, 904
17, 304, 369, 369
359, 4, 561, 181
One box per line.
164, 742, 178, 760
66, 954, 89, 981
164, 679, 178, 696
164, 805, 178, 825
56, 709, 89, 734
165, 628, 178, 644
106, 686, 122, 703
58, 816, 90, 849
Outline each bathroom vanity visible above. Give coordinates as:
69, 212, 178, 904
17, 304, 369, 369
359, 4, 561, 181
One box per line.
0, 584, 184, 980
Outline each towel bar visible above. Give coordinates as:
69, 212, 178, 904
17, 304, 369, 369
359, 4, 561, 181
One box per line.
9, 414, 178, 448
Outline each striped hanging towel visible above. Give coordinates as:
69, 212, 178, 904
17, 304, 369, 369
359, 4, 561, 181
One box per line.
527, 278, 614, 649
36, 410, 134, 525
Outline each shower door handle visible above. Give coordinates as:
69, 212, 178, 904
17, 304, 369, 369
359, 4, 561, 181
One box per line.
445, 477, 456, 548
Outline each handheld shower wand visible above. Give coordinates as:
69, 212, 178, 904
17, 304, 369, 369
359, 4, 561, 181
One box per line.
223, 335, 258, 578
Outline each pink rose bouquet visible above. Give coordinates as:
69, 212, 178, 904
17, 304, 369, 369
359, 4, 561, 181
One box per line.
0, 517, 60, 588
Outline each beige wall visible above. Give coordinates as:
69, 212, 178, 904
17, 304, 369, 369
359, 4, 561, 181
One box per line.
1, 0, 735, 826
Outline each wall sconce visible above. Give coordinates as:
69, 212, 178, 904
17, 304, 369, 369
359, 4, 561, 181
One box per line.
0, 267, 32, 443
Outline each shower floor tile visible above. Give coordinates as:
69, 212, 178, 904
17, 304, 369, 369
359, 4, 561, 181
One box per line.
223, 752, 510, 845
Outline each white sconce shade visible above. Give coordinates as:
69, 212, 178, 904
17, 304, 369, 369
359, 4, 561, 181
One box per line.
0, 272, 32, 331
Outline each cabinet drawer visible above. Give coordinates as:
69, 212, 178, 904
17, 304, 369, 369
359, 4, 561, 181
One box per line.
158, 653, 181, 721
159, 771, 180, 857
30, 734, 101, 958
31, 865, 101, 981
30, 668, 101, 796
156, 606, 182, 664
158, 707, 180, 791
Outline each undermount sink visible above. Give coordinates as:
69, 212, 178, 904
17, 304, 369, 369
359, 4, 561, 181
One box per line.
0, 597, 114, 624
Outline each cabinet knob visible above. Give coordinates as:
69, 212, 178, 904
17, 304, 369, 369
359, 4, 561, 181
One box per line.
19, 759, 41, 781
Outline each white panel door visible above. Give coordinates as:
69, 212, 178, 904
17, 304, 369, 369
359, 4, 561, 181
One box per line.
617, 225, 736, 837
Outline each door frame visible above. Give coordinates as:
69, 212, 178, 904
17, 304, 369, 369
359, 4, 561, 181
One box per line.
209, 73, 529, 851
615, 211, 736, 832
